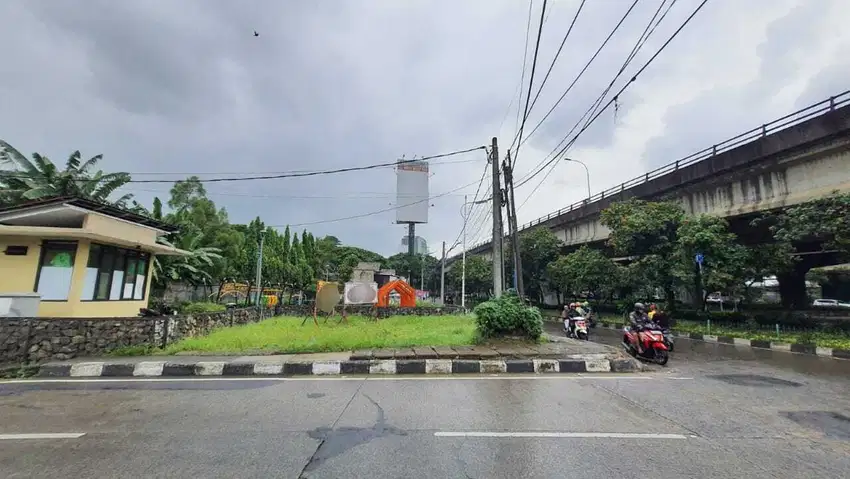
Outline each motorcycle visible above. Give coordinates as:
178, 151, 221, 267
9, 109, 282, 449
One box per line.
563, 317, 589, 341
622, 323, 669, 365
661, 328, 674, 352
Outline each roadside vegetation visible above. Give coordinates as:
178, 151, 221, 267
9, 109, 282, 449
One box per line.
671, 320, 850, 350
543, 311, 850, 349
162, 314, 477, 355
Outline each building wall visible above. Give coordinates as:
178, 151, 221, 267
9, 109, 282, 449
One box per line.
0, 236, 155, 318
0, 236, 41, 293
82, 213, 159, 248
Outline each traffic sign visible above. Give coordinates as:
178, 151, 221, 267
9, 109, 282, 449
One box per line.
695, 253, 704, 265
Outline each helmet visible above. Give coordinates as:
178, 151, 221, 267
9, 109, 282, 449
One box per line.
650, 304, 657, 311
582, 302, 590, 308
634, 302, 645, 311
569, 302, 577, 308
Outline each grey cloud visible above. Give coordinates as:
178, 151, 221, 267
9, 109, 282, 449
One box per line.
2, 0, 846, 256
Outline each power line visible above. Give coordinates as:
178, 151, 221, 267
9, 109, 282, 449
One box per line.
578, 0, 677, 132
515, 0, 675, 204
0, 146, 486, 184
512, 0, 642, 154
510, 0, 549, 163
512, 0, 536, 139
515, 0, 709, 209
107, 156, 484, 177
122, 186, 472, 200
446, 159, 490, 253
514, 0, 587, 149
271, 178, 483, 228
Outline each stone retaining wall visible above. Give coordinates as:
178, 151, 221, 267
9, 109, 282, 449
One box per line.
1, 306, 467, 365
0, 307, 268, 365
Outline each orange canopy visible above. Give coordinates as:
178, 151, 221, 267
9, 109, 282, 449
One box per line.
376, 280, 416, 308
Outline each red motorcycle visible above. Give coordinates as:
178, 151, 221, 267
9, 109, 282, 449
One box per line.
623, 323, 669, 365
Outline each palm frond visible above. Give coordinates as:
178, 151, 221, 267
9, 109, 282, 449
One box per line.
90, 173, 131, 200
0, 140, 36, 171
65, 150, 82, 172
76, 154, 103, 176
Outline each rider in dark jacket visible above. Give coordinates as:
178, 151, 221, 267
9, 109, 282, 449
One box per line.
628, 302, 649, 353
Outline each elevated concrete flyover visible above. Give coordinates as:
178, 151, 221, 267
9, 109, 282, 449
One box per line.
450, 91, 850, 267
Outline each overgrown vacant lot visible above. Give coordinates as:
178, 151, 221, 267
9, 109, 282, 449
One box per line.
164, 314, 477, 354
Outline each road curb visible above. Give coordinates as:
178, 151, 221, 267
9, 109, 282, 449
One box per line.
32, 357, 642, 378
593, 322, 850, 360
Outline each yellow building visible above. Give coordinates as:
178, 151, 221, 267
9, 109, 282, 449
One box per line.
0, 197, 186, 318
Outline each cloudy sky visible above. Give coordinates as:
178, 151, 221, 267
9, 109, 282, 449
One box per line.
2, 0, 848, 258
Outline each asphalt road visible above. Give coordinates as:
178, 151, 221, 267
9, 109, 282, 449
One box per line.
2, 334, 850, 478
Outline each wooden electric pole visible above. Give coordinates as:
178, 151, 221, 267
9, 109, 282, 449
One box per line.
503, 151, 524, 297
491, 137, 504, 297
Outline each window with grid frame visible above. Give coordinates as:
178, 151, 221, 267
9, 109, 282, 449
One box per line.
82, 244, 150, 301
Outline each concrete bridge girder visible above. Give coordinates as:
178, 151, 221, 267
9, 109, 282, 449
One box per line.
449, 111, 850, 267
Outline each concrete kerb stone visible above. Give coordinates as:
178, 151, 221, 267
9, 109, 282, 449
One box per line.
27, 355, 642, 378
593, 323, 850, 361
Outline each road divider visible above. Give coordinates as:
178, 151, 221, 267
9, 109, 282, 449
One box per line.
29, 356, 643, 379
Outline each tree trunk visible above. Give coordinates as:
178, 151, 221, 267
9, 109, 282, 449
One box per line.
778, 264, 810, 309
665, 287, 676, 313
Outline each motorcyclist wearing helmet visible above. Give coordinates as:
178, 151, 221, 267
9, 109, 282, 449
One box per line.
563, 303, 582, 336
629, 302, 650, 353
648, 303, 658, 320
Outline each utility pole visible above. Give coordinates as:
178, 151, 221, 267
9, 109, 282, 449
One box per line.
503, 151, 524, 297
491, 137, 504, 297
440, 241, 446, 304
254, 231, 265, 309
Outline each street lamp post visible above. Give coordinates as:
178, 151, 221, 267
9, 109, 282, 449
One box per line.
563, 157, 591, 200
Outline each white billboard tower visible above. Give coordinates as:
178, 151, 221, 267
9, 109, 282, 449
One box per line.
396, 159, 429, 257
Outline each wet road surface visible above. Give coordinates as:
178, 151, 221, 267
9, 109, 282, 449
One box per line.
2, 335, 850, 478
545, 321, 850, 379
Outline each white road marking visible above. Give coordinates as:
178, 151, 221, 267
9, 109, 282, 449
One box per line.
0, 375, 693, 385
0, 433, 86, 440
434, 432, 694, 439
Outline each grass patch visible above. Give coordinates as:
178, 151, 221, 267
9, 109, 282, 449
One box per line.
106, 345, 159, 357
673, 320, 850, 349
179, 301, 227, 314
162, 314, 477, 355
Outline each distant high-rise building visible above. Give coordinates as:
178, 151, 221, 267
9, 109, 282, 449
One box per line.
399, 235, 428, 255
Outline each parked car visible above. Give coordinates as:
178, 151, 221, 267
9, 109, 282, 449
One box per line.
812, 298, 850, 308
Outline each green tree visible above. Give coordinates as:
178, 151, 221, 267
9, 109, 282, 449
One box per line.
153, 234, 222, 286
673, 215, 748, 309
737, 243, 796, 303
770, 191, 850, 254
513, 227, 562, 302
0, 140, 133, 207
447, 255, 493, 298
333, 246, 385, 283
600, 199, 686, 309
152, 197, 163, 220
547, 246, 622, 302
155, 181, 244, 294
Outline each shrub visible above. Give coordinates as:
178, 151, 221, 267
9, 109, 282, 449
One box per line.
180, 301, 226, 314
473, 292, 543, 340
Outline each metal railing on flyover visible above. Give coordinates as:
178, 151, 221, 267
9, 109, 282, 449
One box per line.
458, 90, 850, 257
